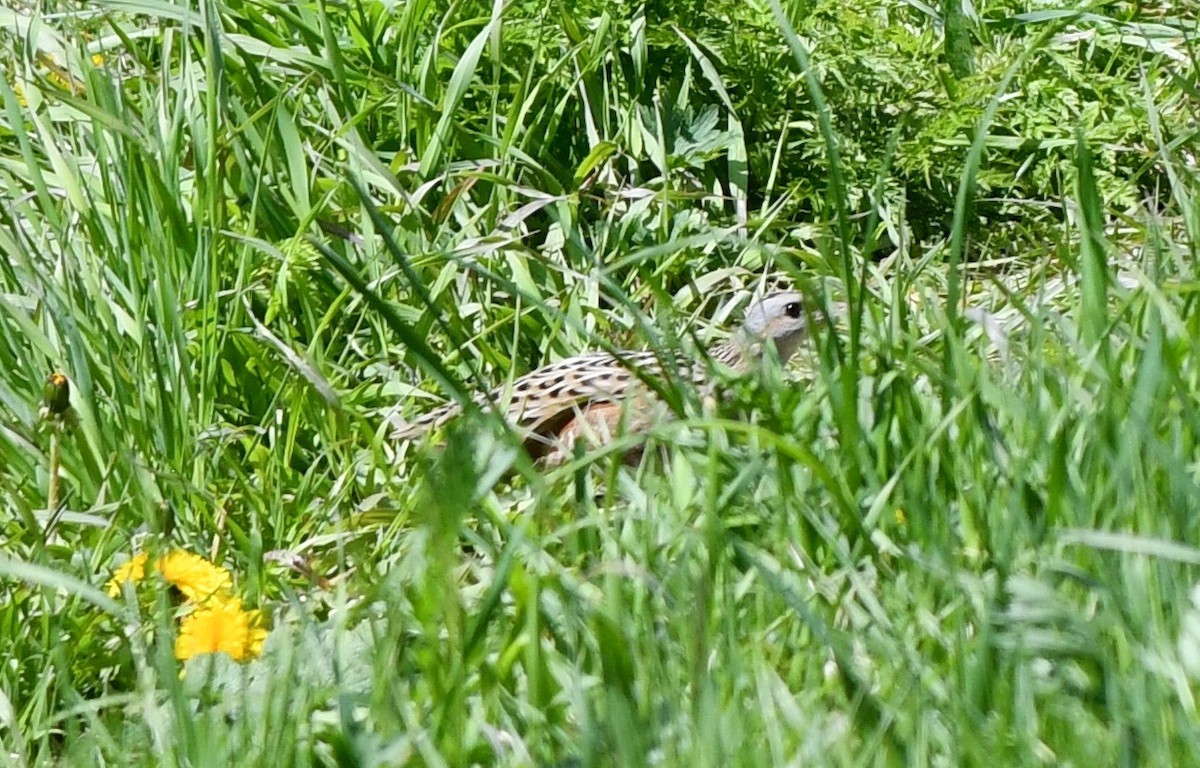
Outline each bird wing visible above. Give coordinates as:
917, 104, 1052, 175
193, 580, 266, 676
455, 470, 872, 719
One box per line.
391, 348, 702, 441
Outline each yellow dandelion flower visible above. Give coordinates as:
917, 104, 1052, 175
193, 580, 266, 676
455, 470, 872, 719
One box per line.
91, 54, 105, 66
106, 551, 150, 596
157, 550, 232, 603
175, 597, 267, 662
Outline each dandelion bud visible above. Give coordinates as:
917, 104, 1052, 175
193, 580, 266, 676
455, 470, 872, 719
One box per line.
42, 372, 71, 417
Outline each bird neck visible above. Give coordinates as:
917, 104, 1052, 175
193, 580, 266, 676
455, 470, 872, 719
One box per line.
709, 337, 755, 372
710, 330, 799, 371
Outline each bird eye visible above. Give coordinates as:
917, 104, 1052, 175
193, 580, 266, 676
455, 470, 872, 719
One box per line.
784, 301, 802, 319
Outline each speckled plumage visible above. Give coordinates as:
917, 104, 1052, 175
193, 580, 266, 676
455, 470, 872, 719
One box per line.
393, 291, 808, 464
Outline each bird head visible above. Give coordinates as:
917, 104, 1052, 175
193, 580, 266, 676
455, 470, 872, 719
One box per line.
738, 291, 809, 363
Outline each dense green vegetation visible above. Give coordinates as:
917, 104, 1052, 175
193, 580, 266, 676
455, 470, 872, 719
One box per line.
1, 0, 1198, 764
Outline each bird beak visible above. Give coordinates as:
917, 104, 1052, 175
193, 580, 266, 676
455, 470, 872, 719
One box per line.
806, 300, 847, 329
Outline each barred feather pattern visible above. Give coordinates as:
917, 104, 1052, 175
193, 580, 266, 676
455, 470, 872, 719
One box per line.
391, 291, 808, 462
392, 341, 743, 442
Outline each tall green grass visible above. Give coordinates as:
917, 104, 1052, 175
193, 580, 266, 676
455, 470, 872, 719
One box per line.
1, 0, 1199, 765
